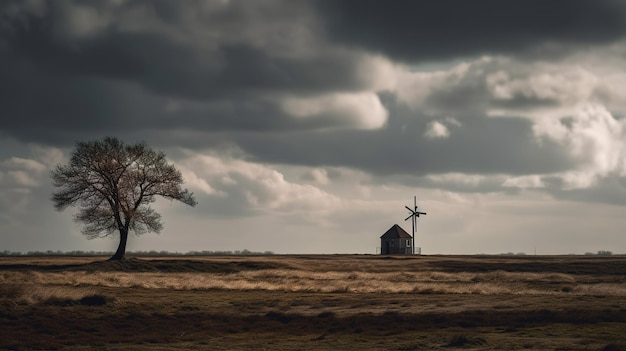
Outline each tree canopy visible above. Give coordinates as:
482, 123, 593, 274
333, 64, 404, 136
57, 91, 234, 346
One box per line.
51, 137, 196, 260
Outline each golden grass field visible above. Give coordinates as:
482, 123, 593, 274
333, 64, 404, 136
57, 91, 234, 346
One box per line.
1, 254, 626, 350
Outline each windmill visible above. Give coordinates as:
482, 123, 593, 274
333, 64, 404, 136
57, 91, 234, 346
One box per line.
405, 196, 427, 254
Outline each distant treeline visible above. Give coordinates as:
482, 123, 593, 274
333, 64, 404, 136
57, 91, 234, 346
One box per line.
0, 249, 274, 257
586, 250, 613, 256
498, 251, 615, 256
1, 250, 616, 257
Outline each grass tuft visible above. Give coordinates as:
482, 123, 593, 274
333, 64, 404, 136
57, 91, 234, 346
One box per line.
265, 311, 293, 323
445, 334, 487, 347
42, 294, 113, 306
43, 297, 79, 306
0, 284, 23, 300
317, 311, 336, 319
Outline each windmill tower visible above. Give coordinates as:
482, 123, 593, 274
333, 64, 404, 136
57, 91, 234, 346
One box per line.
405, 196, 427, 255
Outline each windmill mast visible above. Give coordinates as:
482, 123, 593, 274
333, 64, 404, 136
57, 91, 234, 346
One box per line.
405, 196, 426, 255
411, 196, 419, 255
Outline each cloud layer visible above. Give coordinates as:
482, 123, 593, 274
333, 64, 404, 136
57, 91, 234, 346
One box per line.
1, 0, 626, 254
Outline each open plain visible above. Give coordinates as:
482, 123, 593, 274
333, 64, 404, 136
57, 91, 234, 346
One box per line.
1, 254, 626, 350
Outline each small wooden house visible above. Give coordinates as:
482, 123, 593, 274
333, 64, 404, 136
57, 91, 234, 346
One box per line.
380, 224, 412, 255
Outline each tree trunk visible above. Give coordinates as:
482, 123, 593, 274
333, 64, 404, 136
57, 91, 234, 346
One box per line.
110, 227, 129, 261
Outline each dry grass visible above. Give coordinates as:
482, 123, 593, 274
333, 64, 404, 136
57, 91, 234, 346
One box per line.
90, 270, 526, 294
2, 265, 623, 296
2, 255, 626, 350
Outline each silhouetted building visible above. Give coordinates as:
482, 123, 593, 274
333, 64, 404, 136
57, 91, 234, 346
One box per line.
380, 224, 413, 255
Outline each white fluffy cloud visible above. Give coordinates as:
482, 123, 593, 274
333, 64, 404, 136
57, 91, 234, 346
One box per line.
300, 168, 330, 185
532, 104, 626, 189
424, 121, 451, 139
502, 175, 545, 189
0, 157, 47, 188
280, 92, 388, 130
0, 144, 61, 229
390, 56, 626, 194
423, 117, 462, 140
485, 64, 597, 107
177, 151, 342, 214
394, 61, 474, 112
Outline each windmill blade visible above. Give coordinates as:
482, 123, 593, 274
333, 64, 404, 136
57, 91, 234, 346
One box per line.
405, 206, 415, 213
405, 214, 413, 221
417, 211, 427, 215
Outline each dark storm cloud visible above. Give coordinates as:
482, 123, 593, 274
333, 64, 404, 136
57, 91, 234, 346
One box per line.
0, 0, 617, 192
0, 0, 370, 98
0, 58, 341, 146
0, 0, 380, 144
231, 56, 581, 183
316, 0, 626, 62
236, 99, 572, 178
7, 24, 363, 99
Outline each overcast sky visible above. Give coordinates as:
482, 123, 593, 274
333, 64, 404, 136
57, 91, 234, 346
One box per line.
2, 0, 626, 255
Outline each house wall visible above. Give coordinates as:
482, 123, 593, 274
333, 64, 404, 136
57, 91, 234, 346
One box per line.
380, 238, 413, 255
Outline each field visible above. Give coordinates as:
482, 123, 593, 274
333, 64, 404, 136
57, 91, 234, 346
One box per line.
1, 255, 626, 350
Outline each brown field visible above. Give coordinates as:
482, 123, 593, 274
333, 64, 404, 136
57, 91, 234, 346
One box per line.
1, 255, 626, 350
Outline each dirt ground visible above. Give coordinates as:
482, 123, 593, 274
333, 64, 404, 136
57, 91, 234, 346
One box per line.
1, 255, 625, 350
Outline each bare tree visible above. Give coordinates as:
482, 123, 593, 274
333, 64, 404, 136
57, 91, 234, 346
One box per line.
51, 137, 197, 260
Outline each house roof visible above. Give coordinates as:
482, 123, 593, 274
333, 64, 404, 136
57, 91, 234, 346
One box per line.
380, 224, 412, 239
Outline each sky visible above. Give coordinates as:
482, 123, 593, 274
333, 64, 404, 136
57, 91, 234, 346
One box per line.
2, 0, 626, 255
